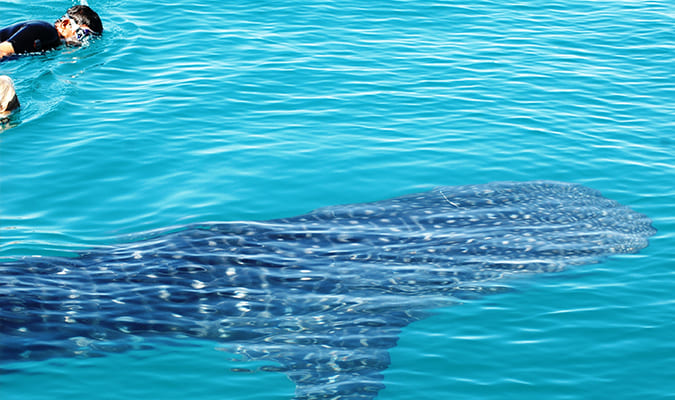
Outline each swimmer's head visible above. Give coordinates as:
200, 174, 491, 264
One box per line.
55, 5, 103, 44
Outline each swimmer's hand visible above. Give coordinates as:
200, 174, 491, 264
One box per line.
0, 42, 16, 59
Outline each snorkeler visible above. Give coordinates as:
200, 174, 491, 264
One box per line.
0, 5, 103, 59
0, 5, 102, 113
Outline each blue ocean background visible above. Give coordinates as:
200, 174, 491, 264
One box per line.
1, 0, 673, 399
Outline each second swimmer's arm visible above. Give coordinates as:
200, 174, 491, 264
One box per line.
0, 42, 16, 59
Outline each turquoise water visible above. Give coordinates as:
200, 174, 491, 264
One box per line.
1, 0, 673, 399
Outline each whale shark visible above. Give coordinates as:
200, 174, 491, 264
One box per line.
0, 181, 655, 399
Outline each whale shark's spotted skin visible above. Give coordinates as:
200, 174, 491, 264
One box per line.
0, 181, 655, 399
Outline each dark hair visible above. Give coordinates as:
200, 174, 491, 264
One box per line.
67, 5, 103, 35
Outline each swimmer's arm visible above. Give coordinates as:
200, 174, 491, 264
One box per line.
0, 42, 15, 58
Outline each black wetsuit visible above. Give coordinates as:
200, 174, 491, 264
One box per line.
0, 21, 60, 54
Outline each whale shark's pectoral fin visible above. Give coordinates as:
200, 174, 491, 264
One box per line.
282, 343, 392, 400
230, 309, 423, 400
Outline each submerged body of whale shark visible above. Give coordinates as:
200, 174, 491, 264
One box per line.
0, 181, 656, 399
